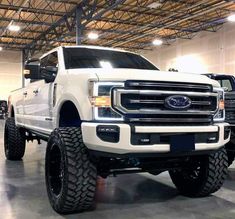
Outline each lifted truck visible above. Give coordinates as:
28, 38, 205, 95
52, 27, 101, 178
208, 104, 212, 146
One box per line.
205, 73, 235, 165
5, 46, 230, 214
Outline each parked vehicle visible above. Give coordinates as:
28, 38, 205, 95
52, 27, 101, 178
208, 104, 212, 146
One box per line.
205, 73, 235, 165
5, 46, 230, 214
0, 100, 7, 119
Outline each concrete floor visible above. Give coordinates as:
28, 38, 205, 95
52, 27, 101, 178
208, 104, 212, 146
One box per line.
1, 120, 235, 219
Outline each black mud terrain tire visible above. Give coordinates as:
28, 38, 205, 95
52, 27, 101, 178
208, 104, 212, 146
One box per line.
4, 117, 26, 160
45, 127, 97, 214
169, 147, 228, 197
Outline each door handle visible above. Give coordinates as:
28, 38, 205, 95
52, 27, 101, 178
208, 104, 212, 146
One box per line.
23, 91, 27, 96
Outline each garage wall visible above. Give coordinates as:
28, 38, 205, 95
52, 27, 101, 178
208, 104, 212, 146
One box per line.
0, 50, 22, 101
142, 22, 235, 74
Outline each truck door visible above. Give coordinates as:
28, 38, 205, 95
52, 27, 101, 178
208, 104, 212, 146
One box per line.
24, 52, 58, 135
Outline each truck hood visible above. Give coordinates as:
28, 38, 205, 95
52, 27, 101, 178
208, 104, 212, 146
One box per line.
67, 69, 220, 87
93, 69, 220, 87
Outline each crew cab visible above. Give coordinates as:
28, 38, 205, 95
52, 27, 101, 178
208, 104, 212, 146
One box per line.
4, 46, 230, 214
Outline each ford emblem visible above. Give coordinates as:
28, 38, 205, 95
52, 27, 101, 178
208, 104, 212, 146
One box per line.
165, 95, 191, 110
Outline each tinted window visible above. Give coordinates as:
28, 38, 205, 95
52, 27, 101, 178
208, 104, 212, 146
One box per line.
39, 52, 58, 83
47, 52, 58, 67
40, 56, 48, 68
63, 48, 158, 70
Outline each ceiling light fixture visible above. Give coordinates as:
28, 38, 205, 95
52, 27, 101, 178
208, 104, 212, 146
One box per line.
228, 14, 235, 22
88, 32, 99, 40
148, 2, 163, 9
152, 39, 163, 46
8, 24, 21, 32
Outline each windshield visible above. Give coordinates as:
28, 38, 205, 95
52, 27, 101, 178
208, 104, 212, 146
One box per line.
63, 48, 159, 70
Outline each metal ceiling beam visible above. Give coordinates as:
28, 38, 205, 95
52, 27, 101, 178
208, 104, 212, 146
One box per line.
0, 0, 234, 54
0, 17, 52, 26
23, 0, 86, 56
101, 0, 212, 47
108, 0, 232, 47
46, 0, 78, 5
0, 17, 229, 53
29, 0, 126, 56
0, 3, 65, 16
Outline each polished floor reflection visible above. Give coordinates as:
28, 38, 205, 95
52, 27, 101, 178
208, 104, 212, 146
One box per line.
0, 120, 235, 219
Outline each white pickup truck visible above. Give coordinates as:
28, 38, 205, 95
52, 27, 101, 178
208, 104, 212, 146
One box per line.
5, 46, 230, 214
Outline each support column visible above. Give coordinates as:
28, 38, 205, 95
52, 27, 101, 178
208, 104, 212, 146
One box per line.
76, 6, 82, 45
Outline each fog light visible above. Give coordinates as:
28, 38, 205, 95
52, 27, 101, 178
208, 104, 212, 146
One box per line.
96, 125, 120, 143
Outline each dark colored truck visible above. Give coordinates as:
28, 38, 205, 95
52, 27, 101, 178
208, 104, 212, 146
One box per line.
0, 100, 7, 119
205, 74, 235, 165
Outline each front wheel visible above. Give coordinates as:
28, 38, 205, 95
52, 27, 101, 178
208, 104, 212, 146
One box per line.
45, 127, 97, 214
4, 117, 26, 160
169, 147, 228, 197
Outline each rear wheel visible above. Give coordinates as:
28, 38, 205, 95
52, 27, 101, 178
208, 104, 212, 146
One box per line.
45, 127, 97, 214
4, 117, 26, 160
169, 147, 228, 197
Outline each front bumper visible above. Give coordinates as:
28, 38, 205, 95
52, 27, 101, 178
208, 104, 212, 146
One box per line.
82, 122, 230, 155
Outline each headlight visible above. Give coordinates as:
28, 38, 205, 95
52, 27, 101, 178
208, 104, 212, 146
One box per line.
89, 81, 124, 121
213, 87, 225, 122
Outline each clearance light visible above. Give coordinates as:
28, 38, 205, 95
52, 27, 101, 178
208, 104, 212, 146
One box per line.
152, 39, 163, 46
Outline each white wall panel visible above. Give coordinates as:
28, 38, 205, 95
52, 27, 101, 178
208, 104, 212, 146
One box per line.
0, 50, 22, 101
142, 23, 235, 75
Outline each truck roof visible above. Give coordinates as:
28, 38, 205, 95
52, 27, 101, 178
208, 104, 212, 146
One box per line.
40, 45, 138, 59
204, 73, 234, 78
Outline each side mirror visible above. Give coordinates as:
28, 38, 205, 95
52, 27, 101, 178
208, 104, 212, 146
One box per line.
41, 66, 58, 83
24, 59, 40, 80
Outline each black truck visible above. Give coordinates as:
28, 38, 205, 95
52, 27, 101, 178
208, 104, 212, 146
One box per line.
205, 74, 235, 165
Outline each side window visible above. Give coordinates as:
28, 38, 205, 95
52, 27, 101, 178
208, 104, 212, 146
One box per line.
40, 56, 49, 69
47, 52, 58, 68
40, 52, 58, 83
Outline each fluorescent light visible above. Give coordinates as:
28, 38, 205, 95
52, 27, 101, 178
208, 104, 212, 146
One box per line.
152, 39, 163, 46
0, 47, 2, 51
148, 2, 162, 9
88, 32, 99, 40
228, 14, 235, 22
8, 24, 20, 32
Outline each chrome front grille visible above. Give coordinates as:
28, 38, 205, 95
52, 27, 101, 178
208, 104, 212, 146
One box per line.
112, 81, 218, 125
125, 81, 212, 92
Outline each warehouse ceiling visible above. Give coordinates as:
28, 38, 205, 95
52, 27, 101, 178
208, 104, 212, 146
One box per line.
0, 0, 235, 58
